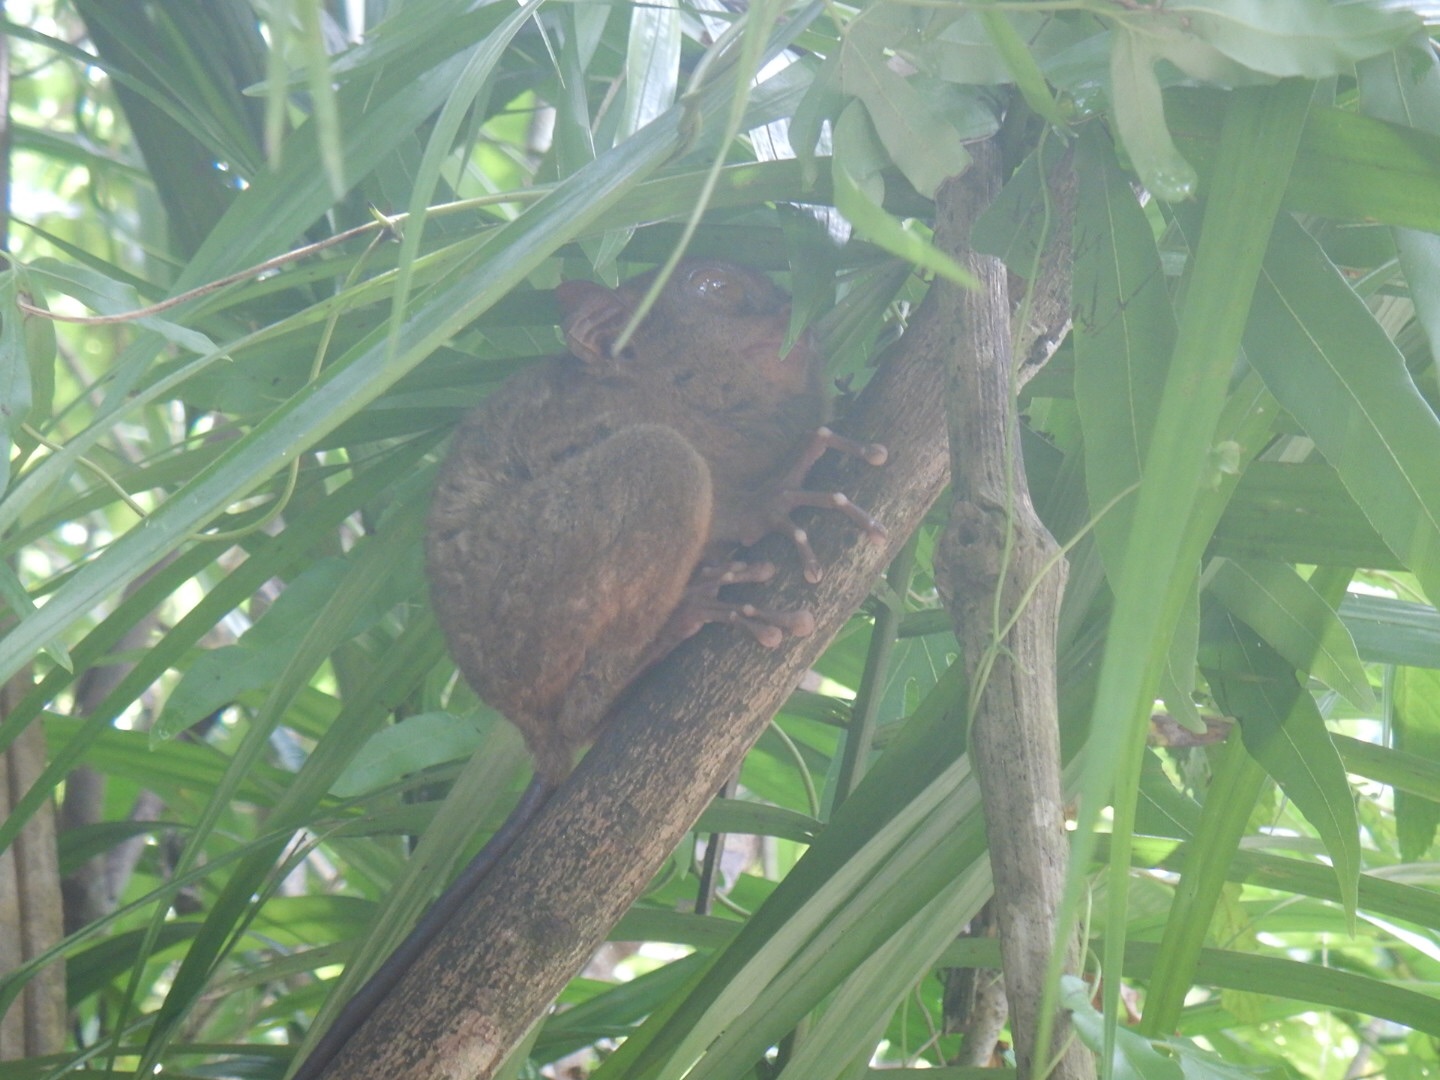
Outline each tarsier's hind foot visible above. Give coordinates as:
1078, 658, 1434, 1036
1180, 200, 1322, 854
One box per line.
744, 427, 889, 584
640, 560, 816, 668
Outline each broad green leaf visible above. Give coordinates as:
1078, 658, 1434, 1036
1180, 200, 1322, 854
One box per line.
789, 50, 843, 183
1201, 607, 1359, 919
1339, 594, 1440, 669
1175, 0, 1416, 79
1334, 734, 1440, 804
1072, 125, 1177, 567
971, 135, 1070, 279
1159, 579, 1204, 734
1108, 27, 1199, 201
1246, 214, 1440, 605
1394, 666, 1440, 860
1124, 942, 1440, 1037
1167, 88, 1440, 232
1136, 748, 1201, 840
905, 10, 1026, 86
773, 860, 992, 1080
1215, 461, 1397, 568
27, 258, 216, 355
1358, 41, 1440, 376
1209, 558, 1376, 712
331, 710, 490, 798
536, 954, 711, 1062
1070, 128, 1200, 737
837, 26, 969, 199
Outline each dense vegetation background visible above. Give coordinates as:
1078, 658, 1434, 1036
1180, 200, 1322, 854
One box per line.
2, 1, 1440, 1078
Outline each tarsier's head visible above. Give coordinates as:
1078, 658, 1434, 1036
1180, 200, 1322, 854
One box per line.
554, 260, 820, 397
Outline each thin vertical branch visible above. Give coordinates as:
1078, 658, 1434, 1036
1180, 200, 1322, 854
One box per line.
935, 139, 1091, 1080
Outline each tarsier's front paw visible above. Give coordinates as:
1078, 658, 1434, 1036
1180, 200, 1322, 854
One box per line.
763, 427, 888, 583
661, 560, 817, 652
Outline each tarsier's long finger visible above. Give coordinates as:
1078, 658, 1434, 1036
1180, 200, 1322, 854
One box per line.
696, 560, 777, 588
815, 426, 888, 467
784, 523, 824, 585
785, 489, 888, 545
721, 603, 817, 647
775, 426, 888, 489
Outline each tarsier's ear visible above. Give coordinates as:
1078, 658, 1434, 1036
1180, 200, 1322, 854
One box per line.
555, 280, 634, 366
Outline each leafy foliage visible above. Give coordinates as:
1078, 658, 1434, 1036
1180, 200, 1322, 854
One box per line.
3, 2, 1440, 1079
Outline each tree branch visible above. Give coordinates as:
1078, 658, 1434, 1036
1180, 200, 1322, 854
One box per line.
936, 140, 1091, 1080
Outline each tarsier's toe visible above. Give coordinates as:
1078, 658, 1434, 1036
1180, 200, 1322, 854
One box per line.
736, 603, 815, 644
718, 560, 777, 587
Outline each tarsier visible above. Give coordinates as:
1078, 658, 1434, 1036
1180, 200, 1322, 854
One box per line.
294, 260, 885, 1079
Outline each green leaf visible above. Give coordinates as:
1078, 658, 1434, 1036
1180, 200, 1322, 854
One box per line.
1072, 125, 1177, 568
26, 258, 216, 355
153, 558, 349, 741
1246, 214, 1440, 605
1201, 607, 1360, 919
294, 0, 345, 197
1175, 0, 1417, 79
331, 711, 489, 798
831, 157, 977, 288
1077, 78, 1313, 1060
1394, 667, 1440, 860
979, 10, 1067, 128
1158, 579, 1204, 734
1124, 941, 1440, 1037
1215, 461, 1397, 568
620, 0, 681, 140
1140, 734, 1266, 1035
837, 26, 970, 199
0, 265, 56, 488
1062, 975, 1185, 1080
971, 136, 1071, 277
1167, 88, 1440, 232
1108, 27, 1199, 201
832, 100, 889, 209
1209, 559, 1376, 712
1339, 594, 1440, 669
1358, 41, 1440, 386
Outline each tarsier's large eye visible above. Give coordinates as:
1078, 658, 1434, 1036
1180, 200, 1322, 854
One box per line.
686, 265, 748, 312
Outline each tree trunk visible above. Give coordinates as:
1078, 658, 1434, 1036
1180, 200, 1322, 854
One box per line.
0, 681, 66, 1060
